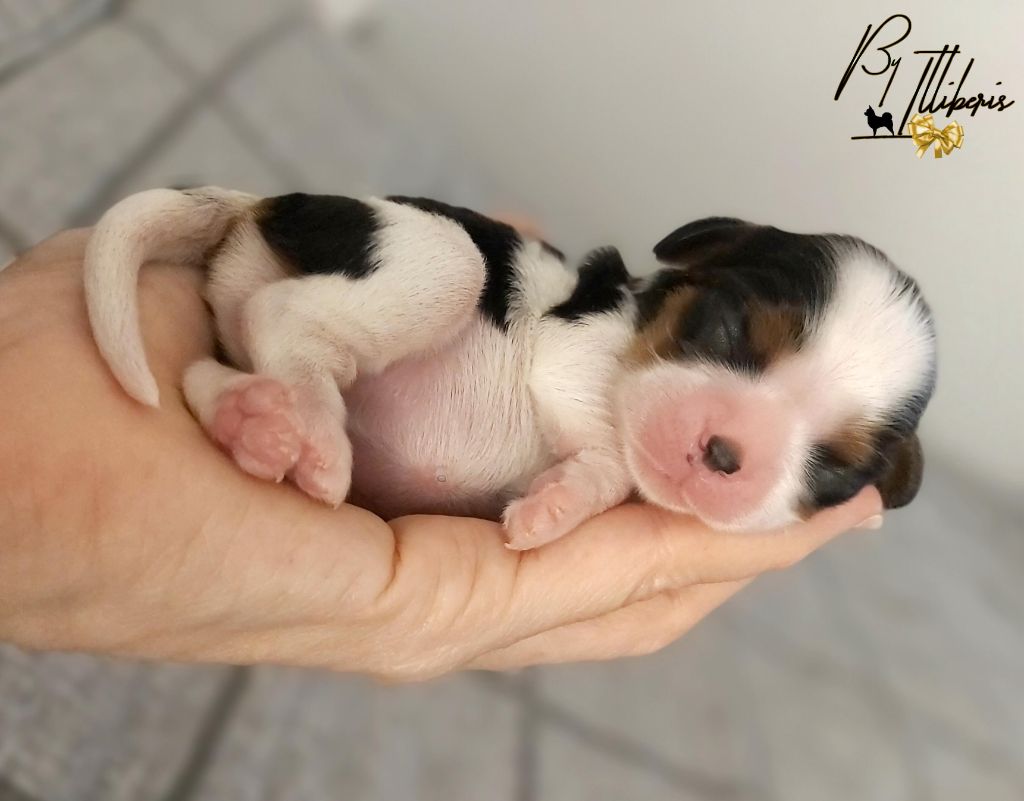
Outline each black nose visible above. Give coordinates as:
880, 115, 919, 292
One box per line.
703, 435, 741, 475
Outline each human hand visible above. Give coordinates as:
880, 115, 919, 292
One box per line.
0, 231, 881, 680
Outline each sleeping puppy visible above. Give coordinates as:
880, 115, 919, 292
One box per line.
83, 189, 937, 549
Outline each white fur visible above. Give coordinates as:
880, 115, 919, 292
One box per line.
205, 217, 290, 369
510, 239, 576, 319
84, 187, 256, 405
797, 245, 936, 426
501, 299, 638, 544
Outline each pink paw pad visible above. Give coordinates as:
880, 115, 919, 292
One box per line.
212, 378, 304, 482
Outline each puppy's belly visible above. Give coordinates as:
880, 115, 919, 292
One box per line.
345, 320, 550, 520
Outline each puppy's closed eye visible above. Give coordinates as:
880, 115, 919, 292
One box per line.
675, 287, 751, 369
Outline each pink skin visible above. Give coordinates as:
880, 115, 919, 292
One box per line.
620, 370, 795, 528
211, 377, 351, 506
211, 378, 303, 482
503, 462, 588, 550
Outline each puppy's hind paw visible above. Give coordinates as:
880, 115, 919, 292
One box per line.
212, 377, 304, 483
291, 431, 353, 508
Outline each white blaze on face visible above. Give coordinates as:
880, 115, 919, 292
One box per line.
782, 245, 936, 434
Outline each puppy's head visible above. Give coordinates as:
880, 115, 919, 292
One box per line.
618, 217, 936, 530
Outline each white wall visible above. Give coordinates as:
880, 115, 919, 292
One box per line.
354, 0, 1024, 508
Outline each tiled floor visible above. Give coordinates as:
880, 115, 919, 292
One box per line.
0, 4, 1022, 800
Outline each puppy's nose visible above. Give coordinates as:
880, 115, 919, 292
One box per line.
703, 435, 741, 475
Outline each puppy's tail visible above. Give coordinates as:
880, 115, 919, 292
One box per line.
84, 187, 257, 407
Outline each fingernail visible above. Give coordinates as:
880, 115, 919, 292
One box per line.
855, 514, 884, 531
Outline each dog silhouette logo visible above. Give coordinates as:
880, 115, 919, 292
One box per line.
864, 106, 895, 136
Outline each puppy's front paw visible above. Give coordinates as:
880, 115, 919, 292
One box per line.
503, 478, 591, 551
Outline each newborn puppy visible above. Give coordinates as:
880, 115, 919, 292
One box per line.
84, 189, 937, 549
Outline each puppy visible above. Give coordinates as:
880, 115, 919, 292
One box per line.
83, 189, 937, 549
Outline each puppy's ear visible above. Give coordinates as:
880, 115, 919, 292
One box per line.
875, 432, 924, 509
653, 217, 753, 265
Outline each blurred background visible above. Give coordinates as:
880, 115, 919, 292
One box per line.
1, 1, 1021, 799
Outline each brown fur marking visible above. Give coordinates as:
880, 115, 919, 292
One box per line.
877, 433, 924, 509
626, 287, 697, 364
747, 304, 803, 362
828, 420, 880, 467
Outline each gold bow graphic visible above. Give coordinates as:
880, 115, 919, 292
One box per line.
908, 113, 965, 159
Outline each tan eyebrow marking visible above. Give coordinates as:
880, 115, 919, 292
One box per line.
626, 286, 697, 365
747, 303, 804, 362
828, 420, 881, 466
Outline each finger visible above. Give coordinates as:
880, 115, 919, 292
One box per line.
630, 485, 884, 593
502, 486, 880, 641
469, 578, 751, 670
1, 228, 213, 411
136, 260, 214, 396
491, 212, 546, 240
2, 228, 91, 273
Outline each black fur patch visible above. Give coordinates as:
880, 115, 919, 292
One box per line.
653, 217, 749, 263
894, 385, 935, 433
387, 196, 522, 329
701, 230, 833, 317
549, 247, 630, 322
803, 444, 881, 511
541, 240, 566, 261
257, 193, 380, 278
654, 219, 837, 319
674, 285, 761, 373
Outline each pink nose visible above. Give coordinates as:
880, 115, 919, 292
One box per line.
702, 435, 742, 475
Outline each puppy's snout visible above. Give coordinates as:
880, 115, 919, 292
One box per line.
703, 435, 742, 475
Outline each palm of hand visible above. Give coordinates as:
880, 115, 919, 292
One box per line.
0, 230, 879, 679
